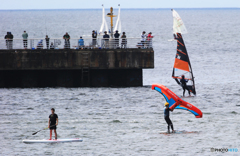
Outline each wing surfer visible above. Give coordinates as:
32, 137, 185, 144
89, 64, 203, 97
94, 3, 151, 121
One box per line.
48, 108, 58, 140
164, 102, 174, 133
180, 75, 191, 97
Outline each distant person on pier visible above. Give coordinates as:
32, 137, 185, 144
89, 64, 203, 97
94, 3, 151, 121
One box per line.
92, 30, 97, 46
50, 42, 54, 49
147, 32, 153, 48
4, 32, 14, 49
78, 36, 84, 49
63, 32, 70, 49
22, 31, 28, 49
114, 30, 120, 48
141, 31, 147, 48
121, 32, 127, 49
103, 31, 110, 48
37, 40, 43, 49
45, 35, 50, 49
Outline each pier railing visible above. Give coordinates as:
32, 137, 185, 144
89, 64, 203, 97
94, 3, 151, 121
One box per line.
0, 38, 153, 50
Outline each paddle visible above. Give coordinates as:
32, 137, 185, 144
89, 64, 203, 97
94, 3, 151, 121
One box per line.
32, 125, 56, 135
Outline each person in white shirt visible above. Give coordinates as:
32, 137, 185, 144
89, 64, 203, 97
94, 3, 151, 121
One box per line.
141, 31, 147, 48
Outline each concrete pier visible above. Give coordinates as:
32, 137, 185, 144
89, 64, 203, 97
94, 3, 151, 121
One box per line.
0, 49, 154, 87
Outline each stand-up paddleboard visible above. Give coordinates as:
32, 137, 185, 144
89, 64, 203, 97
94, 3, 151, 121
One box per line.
160, 130, 199, 134
22, 138, 83, 144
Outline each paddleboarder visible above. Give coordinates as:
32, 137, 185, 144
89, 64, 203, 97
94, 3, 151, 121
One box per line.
180, 75, 191, 97
48, 108, 58, 140
164, 102, 174, 133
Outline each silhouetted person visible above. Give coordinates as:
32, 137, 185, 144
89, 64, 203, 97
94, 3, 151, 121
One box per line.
114, 30, 120, 48
5, 32, 13, 49
45, 35, 50, 49
63, 32, 70, 49
180, 75, 191, 97
92, 30, 97, 46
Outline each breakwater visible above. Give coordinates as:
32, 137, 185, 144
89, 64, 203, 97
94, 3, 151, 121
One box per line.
0, 48, 154, 87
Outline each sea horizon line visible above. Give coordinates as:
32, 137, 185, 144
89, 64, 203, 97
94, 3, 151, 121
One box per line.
0, 7, 239, 11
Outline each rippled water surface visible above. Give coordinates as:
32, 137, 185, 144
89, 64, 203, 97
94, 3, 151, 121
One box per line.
0, 8, 240, 155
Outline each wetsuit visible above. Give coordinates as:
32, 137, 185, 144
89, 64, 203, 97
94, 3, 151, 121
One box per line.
164, 106, 174, 132
180, 78, 190, 96
49, 113, 58, 129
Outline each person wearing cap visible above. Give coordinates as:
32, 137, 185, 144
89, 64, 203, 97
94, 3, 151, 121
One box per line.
164, 102, 174, 133
103, 31, 110, 48
180, 75, 191, 97
78, 36, 84, 49
48, 108, 58, 140
92, 30, 97, 46
147, 32, 153, 48
121, 32, 127, 48
141, 31, 147, 48
114, 30, 120, 48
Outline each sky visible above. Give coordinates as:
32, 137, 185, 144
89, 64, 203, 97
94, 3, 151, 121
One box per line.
0, 0, 239, 10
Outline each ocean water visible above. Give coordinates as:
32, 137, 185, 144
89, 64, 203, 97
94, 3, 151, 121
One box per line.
0, 8, 240, 155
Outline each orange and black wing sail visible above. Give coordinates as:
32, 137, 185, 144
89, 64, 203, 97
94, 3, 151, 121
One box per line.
172, 33, 196, 95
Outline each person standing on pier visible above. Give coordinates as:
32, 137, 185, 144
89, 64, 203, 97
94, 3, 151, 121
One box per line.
63, 32, 70, 49
141, 31, 147, 48
22, 31, 28, 49
92, 30, 97, 46
147, 32, 153, 48
4, 32, 14, 49
45, 35, 50, 49
114, 30, 120, 48
50, 42, 54, 49
121, 32, 127, 49
103, 31, 110, 48
78, 36, 84, 49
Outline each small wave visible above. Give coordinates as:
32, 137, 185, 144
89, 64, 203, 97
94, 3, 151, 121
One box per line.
203, 112, 211, 115
231, 111, 238, 114
110, 120, 121, 123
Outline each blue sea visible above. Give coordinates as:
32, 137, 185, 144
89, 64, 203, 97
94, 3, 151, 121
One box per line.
0, 8, 240, 155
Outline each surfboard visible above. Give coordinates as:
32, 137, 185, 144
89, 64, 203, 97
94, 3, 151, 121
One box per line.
160, 130, 199, 134
22, 138, 83, 144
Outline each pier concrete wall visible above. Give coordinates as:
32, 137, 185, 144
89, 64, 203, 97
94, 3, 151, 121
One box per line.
0, 49, 154, 87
